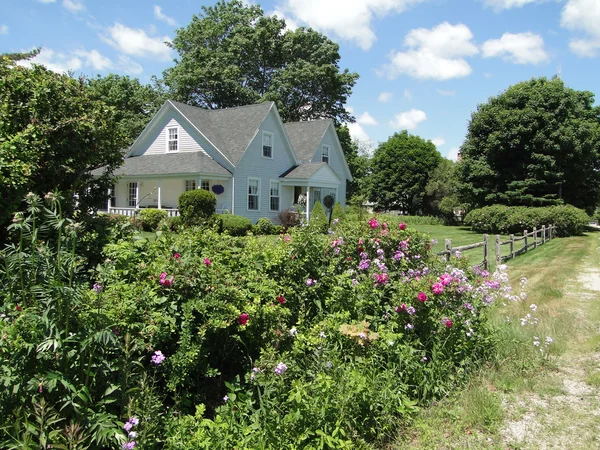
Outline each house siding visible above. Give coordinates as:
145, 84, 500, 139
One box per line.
146, 118, 207, 155
233, 109, 297, 223
310, 126, 348, 208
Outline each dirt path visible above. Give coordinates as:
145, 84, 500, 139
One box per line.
500, 234, 600, 449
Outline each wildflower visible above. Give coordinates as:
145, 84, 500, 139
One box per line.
357, 259, 370, 271
128, 416, 139, 425
530, 304, 537, 312
455, 250, 461, 258
277, 295, 286, 305
38, 385, 43, 393
93, 282, 103, 293
423, 356, 428, 362
373, 273, 389, 285
376, 248, 384, 258
204, 257, 212, 266
399, 222, 406, 230
289, 327, 298, 337
123, 422, 133, 432
319, 331, 327, 339
405, 323, 414, 330
368, 217, 379, 229
16, 304, 22, 312
122, 441, 136, 450
442, 318, 453, 328
159, 272, 174, 287
351, 278, 359, 286
325, 361, 333, 369
407, 306, 416, 315
333, 218, 340, 225
358, 332, 367, 340
440, 273, 453, 286
545, 336, 553, 346
533, 336, 540, 347
223, 395, 229, 402
151, 350, 166, 365
274, 362, 288, 375
432, 282, 444, 295
388, 340, 395, 346
464, 302, 474, 311
174, 253, 181, 260
417, 292, 428, 303
238, 313, 249, 326
128, 432, 137, 439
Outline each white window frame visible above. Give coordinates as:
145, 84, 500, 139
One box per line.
321, 144, 330, 164
269, 180, 280, 212
312, 187, 322, 207
262, 131, 274, 159
166, 126, 179, 153
201, 180, 210, 191
247, 177, 261, 211
128, 182, 138, 207
185, 180, 196, 192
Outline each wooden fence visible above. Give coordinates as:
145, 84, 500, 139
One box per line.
436, 225, 556, 270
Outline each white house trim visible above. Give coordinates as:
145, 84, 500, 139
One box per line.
247, 177, 261, 212
166, 125, 179, 153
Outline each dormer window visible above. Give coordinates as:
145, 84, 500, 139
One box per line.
262, 131, 273, 159
167, 127, 179, 152
322, 144, 330, 164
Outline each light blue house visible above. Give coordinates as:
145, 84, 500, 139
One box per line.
97, 100, 352, 223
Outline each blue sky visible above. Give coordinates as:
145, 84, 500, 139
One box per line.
1, 0, 599, 160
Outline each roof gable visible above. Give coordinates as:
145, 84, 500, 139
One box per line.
284, 120, 331, 162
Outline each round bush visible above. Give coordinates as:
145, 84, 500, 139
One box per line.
309, 201, 328, 233
331, 202, 346, 222
178, 190, 216, 226
218, 214, 252, 236
138, 208, 169, 231
253, 217, 277, 235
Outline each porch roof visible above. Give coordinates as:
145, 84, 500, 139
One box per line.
279, 162, 340, 185
92, 152, 231, 177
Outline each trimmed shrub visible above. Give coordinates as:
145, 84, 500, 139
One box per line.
309, 201, 328, 233
218, 214, 252, 236
278, 208, 301, 229
178, 190, 217, 226
548, 205, 590, 237
138, 208, 169, 231
331, 202, 346, 222
159, 215, 183, 232
253, 218, 280, 235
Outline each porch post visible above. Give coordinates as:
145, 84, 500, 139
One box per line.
197, 176, 202, 189
107, 188, 112, 212
231, 177, 235, 215
306, 185, 311, 224
135, 183, 140, 208
157, 181, 162, 209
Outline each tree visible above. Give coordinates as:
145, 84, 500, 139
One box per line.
163, 0, 358, 124
368, 131, 442, 214
336, 125, 369, 200
458, 77, 600, 214
88, 74, 166, 147
423, 158, 463, 221
0, 56, 124, 233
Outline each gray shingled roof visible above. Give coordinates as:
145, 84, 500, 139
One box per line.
284, 120, 331, 162
91, 152, 231, 177
169, 100, 274, 166
280, 162, 332, 179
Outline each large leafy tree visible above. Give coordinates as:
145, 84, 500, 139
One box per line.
163, 0, 358, 124
369, 131, 442, 214
0, 54, 124, 232
458, 77, 600, 213
87, 74, 166, 147
336, 125, 369, 200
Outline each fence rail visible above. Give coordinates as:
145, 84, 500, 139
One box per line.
436, 224, 556, 270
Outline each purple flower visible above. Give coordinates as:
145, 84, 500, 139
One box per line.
151, 350, 166, 365
357, 259, 371, 271
351, 278, 359, 286
306, 278, 317, 287
223, 395, 229, 402
432, 282, 444, 295
128, 417, 139, 426
93, 282, 103, 293
274, 362, 287, 375
123, 422, 132, 432
405, 323, 414, 330
407, 306, 416, 315
122, 442, 136, 450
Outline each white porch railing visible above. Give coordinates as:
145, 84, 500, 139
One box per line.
106, 207, 180, 217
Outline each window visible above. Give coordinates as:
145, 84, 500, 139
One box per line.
262, 131, 273, 158
185, 180, 196, 191
270, 181, 280, 211
327, 188, 337, 202
201, 180, 210, 191
322, 145, 330, 164
167, 127, 179, 152
248, 178, 260, 211
312, 187, 321, 206
128, 182, 138, 207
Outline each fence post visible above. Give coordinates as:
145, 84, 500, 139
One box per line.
533, 227, 537, 249
542, 225, 546, 244
444, 239, 452, 262
495, 235, 501, 266
510, 234, 515, 259
524, 230, 528, 252
483, 234, 489, 270
550, 224, 554, 240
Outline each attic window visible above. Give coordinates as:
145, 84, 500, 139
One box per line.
322, 144, 330, 164
262, 131, 273, 159
167, 127, 179, 152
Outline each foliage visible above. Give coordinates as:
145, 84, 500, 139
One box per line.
218, 214, 252, 236
423, 158, 465, 223
178, 190, 217, 226
277, 208, 301, 229
87, 74, 166, 148
464, 204, 589, 237
309, 201, 329, 233
369, 131, 442, 214
139, 209, 169, 231
252, 218, 282, 235
163, 0, 358, 124
0, 58, 124, 236
336, 125, 369, 199
457, 77, 600, 214
331, 202, 346, 222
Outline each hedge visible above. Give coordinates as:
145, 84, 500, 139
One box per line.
138, 208, 169, 231
178, 190, 216, 226
218, 214, 253, 236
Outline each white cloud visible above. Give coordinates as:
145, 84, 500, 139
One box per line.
437, 89, 456, 96
348, 122, 371, 143
0, 25, 7, 35
154, 5, 177, 26
101, 23, 172, 61
73, 49, 113, 70
276, 0, 428, 50
482, 32, 549, 64
382, 22, 478, 80
447, 147, 460, 161
117, 55, 144, 75
357, 112, 378, 126
378, 92, 393, 103
431, 137, 445, 147
561, 0, 600, 57
390, 109, 427, 130
482, 0, 540, 11
403, 88, 412, 100
346, 106, 355, 114
271, 9, 299, 31
38, 0, 57, 3
63, 0, 85, 13
22, 48, 83, 74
